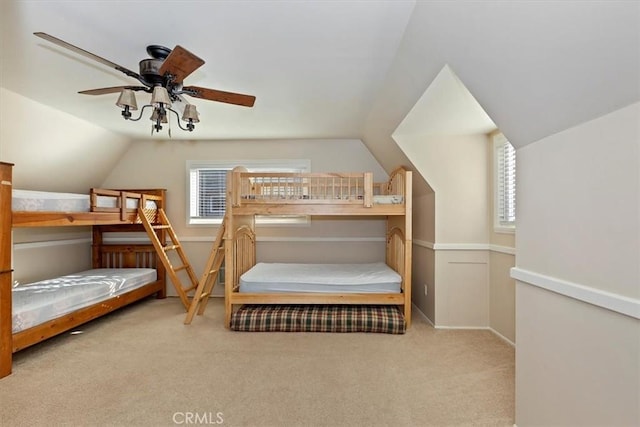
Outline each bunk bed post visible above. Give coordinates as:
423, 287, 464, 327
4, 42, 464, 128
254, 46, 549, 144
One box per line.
403, 170, 413, 327
92, 227, 103, 268
0, 162, 14, 378
363, 173, 373, 207
224, 170, 236, 327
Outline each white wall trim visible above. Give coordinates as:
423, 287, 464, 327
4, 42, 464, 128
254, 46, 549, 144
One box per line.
413, 239, 434, 249
413, 240, 515, 255
512, 267, 640, 320
255, 236, 386, 243
13, 238, 91, 250
193, 236, 386, 243
433, 242, 489, 251
489, 244, 516, 255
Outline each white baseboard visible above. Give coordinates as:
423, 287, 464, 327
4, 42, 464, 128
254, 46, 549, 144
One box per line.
432, 324, 515, 347
488, 327, 515, 347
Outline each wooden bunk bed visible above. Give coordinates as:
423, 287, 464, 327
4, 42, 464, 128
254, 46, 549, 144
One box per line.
224, 166, 412, 331
0, 162, 167, 378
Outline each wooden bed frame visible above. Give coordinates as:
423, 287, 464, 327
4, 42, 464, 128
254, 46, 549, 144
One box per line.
224, 166, 413, 328
0, 162, 167, 378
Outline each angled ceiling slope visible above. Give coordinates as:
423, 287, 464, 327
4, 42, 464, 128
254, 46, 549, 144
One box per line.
0, 1, 416, 140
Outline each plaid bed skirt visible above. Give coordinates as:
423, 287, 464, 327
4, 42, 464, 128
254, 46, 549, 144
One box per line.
230, 304, 406, 334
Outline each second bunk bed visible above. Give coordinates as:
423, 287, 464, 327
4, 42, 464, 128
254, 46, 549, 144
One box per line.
224, 166, 412, 333
1, 161, 167, 378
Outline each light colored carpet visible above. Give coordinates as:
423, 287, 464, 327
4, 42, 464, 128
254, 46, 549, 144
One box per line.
0, 297, 514, 426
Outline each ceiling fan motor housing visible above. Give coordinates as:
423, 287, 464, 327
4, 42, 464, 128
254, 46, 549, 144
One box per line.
139, 58, 165, 85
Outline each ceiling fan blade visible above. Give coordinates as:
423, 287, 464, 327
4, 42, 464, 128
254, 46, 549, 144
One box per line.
158, 45, 205, 83
183, 86, 256, 107
34, 32, 142, 81
79, 86, 148, 95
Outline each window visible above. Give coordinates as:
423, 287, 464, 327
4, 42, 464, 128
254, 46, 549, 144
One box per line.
187, 159, 311, 226
494, 133, 516, 230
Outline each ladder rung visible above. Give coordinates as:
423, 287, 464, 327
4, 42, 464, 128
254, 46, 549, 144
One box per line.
164, 244, 180, 251
199, 292, 210, 301
184, 284, 199, 292
153, 225, 171, 229
174, 265, 189, 272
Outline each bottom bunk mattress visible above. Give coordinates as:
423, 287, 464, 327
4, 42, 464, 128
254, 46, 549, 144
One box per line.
12, 268, 157, 333
230, 304, 406, 334
239, 262, 402, 293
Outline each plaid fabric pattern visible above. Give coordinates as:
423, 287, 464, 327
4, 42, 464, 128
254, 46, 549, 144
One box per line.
230, 305, 406, 334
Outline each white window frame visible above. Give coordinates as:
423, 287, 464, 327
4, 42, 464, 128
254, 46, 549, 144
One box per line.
187, 159, 311, 226
493, 133, 516, 233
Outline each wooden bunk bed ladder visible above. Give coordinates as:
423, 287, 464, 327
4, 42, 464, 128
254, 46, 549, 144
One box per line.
184, 217, 226, 325
138, 208, 199, 311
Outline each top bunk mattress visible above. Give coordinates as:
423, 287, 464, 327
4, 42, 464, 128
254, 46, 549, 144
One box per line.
12, 189, 157, 212
239, 262, 402, 294
12, 268, 157, 333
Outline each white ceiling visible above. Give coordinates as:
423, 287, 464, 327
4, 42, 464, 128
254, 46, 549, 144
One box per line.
0, 1, 416, 140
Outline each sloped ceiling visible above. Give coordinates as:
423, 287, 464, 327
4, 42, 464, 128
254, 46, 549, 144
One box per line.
363, 0, 640, 175
0, 0, 415, 140
1, 1, 638, 166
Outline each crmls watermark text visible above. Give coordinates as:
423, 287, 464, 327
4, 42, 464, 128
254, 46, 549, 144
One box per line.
172, 412, 224, 425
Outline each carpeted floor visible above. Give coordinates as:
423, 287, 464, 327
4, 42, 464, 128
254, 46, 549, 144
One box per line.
0, 297, 514, 426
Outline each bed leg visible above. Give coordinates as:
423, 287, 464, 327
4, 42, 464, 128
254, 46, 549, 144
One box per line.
404, 303, 412, 328
225, 303, 232, 329
0, 344, 11, 379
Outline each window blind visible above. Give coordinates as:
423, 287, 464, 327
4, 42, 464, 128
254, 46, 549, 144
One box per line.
190, 168, 229, 220
187, 159, 310, 225
496, 136, 516, 226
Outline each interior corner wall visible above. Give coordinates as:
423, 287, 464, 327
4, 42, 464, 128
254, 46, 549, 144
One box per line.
412, 187, 435, 322
486, 137, 516, 343
515, 102, 640, 426
395, 134, 489, 245
394, 133, 491, 327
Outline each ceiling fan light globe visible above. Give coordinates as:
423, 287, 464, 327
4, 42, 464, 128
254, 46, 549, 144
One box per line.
116, 89, 138, 110
151, 86, 172, 106
182, 104, 200, 123
150, 108, 168, 123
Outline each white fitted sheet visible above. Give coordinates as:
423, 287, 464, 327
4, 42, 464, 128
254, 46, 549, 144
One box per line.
12, 189, 157, 212
239, 262, 401, 294
12, 268, 157, 333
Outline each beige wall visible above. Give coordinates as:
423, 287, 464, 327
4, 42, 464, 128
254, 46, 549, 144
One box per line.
0, 88, 131, 192
395, 134, 489, 244
486, 135, 516, 343
394, 133, 493, 329
412, 187, 435, 321
101, 138, 391, 296
11, 228, 92, 284
515, 103, 640, 425
1, 88, 133, 283
101, 138, 388, 238
434, 249, 489, 327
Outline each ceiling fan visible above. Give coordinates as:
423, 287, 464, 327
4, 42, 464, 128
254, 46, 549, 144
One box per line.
33, 32, 256, 134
